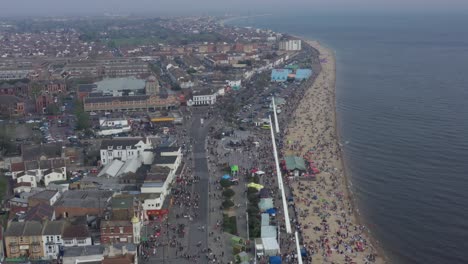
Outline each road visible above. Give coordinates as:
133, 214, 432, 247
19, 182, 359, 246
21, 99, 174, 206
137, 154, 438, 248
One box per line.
186, 107, 211, 261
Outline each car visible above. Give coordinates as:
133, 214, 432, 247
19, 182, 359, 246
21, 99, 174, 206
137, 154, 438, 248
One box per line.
4, 172, 12, 177
89, 112, 97, 116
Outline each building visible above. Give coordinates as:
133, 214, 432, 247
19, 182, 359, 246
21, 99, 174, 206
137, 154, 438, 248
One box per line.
97, 117, 132, 137
0, 95, 25, 116
279, 39, 302, 51
100, 216, 141, 244
62, 245, 104, 264
28, 190, 61, 207
42, 221, 66, 259
22, 204, 56, 222
145, 75, 160, 95
189, 89, 218, 106
83, 94, 179, 112
0, 69, 33, 80
295, 69, 313, 80
100, 138, 153, 165
4, 221, 44, 259
54, 190, 112, 218
35, 93, 54, 113
271, 69, 292, 82
11, 159, 66, 191
97, 158, 141, 178
62, 224, 92, 247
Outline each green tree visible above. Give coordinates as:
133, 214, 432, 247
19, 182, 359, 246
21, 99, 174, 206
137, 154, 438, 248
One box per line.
222, 199, 234, 209
74, 100, 90, 130
222, 188, 235, 198
220, 178, 232, 188
46, 104, 60, 115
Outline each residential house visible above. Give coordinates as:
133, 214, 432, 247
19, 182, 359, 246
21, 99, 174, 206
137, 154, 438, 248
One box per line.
100, 217, 141, 244
42, 221, 66, 259
0, 95, 25, 116
62, 224, 92, 247
4, 221, 44, 259
28, 190, 61, 207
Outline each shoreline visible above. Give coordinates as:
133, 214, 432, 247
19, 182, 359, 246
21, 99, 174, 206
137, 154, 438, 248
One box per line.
283, 39, 387, 263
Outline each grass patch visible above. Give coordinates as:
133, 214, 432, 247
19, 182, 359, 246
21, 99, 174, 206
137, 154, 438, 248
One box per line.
223, 214, 238, 235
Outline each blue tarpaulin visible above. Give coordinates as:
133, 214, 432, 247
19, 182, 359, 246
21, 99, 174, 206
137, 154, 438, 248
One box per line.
266, 208, 277, 215
269, 256, 282, 264
222, 174, 231, 180
301, 247, 308, 257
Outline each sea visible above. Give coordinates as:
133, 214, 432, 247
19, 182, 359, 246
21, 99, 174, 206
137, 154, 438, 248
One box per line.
229, 13, 468, 264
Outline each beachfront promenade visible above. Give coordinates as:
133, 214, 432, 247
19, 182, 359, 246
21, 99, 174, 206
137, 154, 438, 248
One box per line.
281, 41, 385, 263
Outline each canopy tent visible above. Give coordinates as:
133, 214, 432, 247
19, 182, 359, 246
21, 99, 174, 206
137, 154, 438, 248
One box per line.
248, 182, 264, 190
231, 236, 245, 246
269, 256, 282, 264
231, 165, 239, 173
258, 198, 274, 212
284, 156, 306, 171
236, 252, 249, 262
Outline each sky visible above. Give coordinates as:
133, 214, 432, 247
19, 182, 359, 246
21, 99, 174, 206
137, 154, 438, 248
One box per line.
1, 0, 468, 17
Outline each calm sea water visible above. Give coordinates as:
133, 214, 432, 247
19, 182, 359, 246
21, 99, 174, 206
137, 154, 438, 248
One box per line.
230, 13, 468, 264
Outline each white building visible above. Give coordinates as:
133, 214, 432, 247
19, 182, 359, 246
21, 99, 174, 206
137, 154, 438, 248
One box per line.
42, 221, 66, 259
140, 147, 182, 219
279, 39, 302, 51
44, 168, 67, 186
100, 138, 153, 165
11, 159, 66, 192
189, 89, 217, 106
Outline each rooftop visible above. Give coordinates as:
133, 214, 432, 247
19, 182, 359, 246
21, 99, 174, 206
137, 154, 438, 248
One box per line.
94, 77, 145, 92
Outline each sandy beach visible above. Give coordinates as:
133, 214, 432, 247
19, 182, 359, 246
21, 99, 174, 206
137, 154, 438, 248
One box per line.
283, 40, 386, 264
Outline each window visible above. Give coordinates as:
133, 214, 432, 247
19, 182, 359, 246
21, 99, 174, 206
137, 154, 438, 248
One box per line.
119, 227, 124, 233
102, 159, 106, 164
78, 239, 87, 244
110, 227, 114, 233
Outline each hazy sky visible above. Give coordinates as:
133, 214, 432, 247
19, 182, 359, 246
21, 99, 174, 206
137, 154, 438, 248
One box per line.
1, 0, 468, 17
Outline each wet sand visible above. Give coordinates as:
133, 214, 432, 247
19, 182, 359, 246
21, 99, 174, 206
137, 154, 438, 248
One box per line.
283, 40, 386, 264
